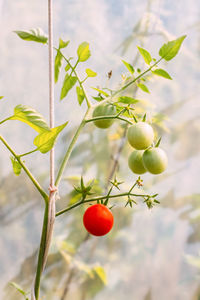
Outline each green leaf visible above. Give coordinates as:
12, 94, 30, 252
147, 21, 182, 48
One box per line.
55, 51, 63, 83
14, 28, 48, 44
159, 35, 186, 61
34, 122, 68, 153
10, 282, 27, 297
59, 38, 70, 49
86, 68, 97, 77
151, 68, 172, 80
91, 87, 109, 97
92, 96, 104, 102
122, 60, 134, 74
93, 266, 107, 285
10, 157, 22, 176
137, 46, 152, 65
60, 74, 77, 100
65, 64, 70, 72
76, 86, 85, 105
137, 83, 150, 93
0, 96, 4, 100
77, 42, 91, 62
11, 105, 50, 133
117, 96, 139, 104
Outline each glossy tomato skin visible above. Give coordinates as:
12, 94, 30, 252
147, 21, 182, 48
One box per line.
128, 150, 147, 174
127, 122, 154, 150
143, 147, 168, 174
92, 104, 116, 129
83, 204, 114, 236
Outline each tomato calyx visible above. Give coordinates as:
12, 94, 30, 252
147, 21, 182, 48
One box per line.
74, 177, 94, 199
143, 194, 160, 209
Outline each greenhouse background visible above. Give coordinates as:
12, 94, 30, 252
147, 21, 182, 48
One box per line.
0, 0, 200, 299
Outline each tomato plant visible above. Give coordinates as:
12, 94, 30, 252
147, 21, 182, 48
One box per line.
83, 204, 114, 236
0, 2, 186, 297
92, 103, 117, 129
143, 147, 168, 174
127, 122, 154, 150
128, 150, 147, 174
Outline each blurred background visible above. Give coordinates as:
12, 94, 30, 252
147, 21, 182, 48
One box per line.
0, 0, 200, 299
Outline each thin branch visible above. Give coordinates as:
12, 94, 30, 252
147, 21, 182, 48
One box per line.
0, 116, 13, 125
85, 114, 133, 125
56, 191, 148, 217
0, 135, 48, 201
55, 107, 91, 187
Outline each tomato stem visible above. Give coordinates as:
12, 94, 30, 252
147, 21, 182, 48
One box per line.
55, 191, 151, 217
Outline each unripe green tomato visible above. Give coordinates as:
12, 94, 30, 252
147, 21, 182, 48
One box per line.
128, 150, 147, 174
142, 147, 168, 174
127, 122, 154, 150
92, 104, 116, 129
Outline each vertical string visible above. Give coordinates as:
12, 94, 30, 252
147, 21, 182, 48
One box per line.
48, 0, 54, 187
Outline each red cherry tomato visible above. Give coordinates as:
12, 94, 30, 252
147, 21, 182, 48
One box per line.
83, 204, 114, 236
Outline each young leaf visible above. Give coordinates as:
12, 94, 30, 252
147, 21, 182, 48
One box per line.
137, 83, 150, 93
159, 35, 186, 61
117, 96, 139, 104
122, 60, 135, 74
77, 42, 91, 62
151, 68, 172, 80
86, 68, 97, 77
65, 64, 70, 72
59, 38, 70, 49
10, 157, 22, 176
60, 74, 77, 100
10, 282, 27, 297
11, 105, 50, 133
14, 28, 48, 44
93, 266, 107, 285
137, 46, 152, 65
155, 137, 161, 147
91, 87, 109, 97
76, 86, 85, 105
55, 51, 63, 83
34, 121, 68, 153
92, 96, 104, 102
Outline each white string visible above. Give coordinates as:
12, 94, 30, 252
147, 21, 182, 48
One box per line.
48, 0, 54, 187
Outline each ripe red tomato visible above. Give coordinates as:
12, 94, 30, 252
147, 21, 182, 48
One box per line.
83, 204, 114, 236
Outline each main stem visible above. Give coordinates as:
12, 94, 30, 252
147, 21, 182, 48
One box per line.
33, 1, 55, 299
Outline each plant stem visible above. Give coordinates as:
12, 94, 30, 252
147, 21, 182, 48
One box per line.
18, 148, 38, 158
92, 57, 163, 108
56, 192, 148, 217
34, 202, 49, 299
85, 114, 132, 125
0, 116, 13, 125
55, 107, 91, 187
0, 135, 48, 202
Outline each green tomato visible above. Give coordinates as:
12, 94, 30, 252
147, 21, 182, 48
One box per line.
142, 147, 168, 174
128, 150, 147, 174
92, 104, 116, 129
127, 122, 154, 150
